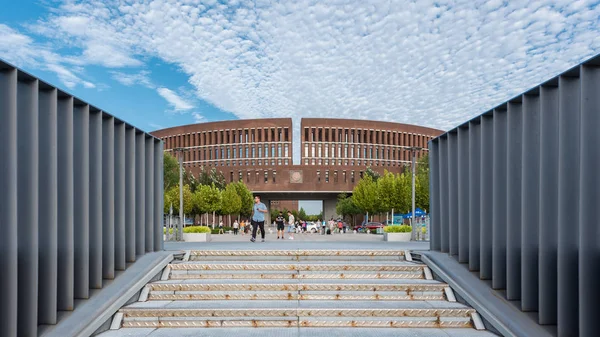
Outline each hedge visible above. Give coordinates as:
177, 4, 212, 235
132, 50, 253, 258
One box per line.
383, 225, 412, 233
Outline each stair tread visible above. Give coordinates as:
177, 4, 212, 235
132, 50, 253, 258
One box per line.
98, 327, 496, 337
123, 300, 471, 310
152, 279, 443, 285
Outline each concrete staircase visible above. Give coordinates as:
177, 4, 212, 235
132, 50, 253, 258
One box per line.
101, 250, 496, 336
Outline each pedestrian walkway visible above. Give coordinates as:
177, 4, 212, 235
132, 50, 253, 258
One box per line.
99, 248, 496, 336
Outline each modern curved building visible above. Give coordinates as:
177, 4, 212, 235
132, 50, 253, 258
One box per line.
151, 118, 443, 220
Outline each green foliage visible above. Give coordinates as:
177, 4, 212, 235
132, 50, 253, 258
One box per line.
183, 226, 211, 233
197, 166, 227, 190
416, 153, 429, 211
163, 153, 180, 191
336, 193, 361, 224
392, 172, 411, 213
364, 166, 381, 182
298, 207, 308, 221
231, 181, 253, 217
163, 227, 174, 234
165, 184, 193, 215
384, 225, 412, 233
196, 184, 221, 215
377, 171, 396, 213
220, 184, 242, 215
352, 174, 378, 214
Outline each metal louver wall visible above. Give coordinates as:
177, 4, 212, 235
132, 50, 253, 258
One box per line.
0, 60, 164, 337
429, 55, 600, 336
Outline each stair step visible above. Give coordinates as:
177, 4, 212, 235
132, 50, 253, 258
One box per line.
147, 291, 445, 301
169, 272, 424, 280
98, 327, 497, 336
170, 263, 422, 272
120, 317, 473, 329
189, 250, 407, 261
147, 283, 447, 292
123, 300, 471, 310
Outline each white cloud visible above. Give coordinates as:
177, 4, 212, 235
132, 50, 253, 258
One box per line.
15, 1, 600, 160
0, 24, 96, 89
157, 87, 194, 111
111, 70, 154, 88
192, 112, 207, 123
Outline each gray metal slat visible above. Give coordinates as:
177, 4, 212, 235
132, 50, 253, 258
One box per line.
73, 104, 90, 299
538, 85, 559, 324
89, 109, 103, 289
57, 96, 74, 310
102, 116, 115, 280
38, 87, 58, 324
506, 101, 522, 300
557, 75, 581, 336
468, 121, 481, 272
17, 78, 39, 337
0, 67, 18, 337
520, 93, 540, 311
492, 108, 507, 290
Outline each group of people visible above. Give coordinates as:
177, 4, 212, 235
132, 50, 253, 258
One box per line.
227, 195, 349, 242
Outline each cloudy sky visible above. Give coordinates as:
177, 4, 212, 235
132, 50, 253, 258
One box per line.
2, 0, 600, 139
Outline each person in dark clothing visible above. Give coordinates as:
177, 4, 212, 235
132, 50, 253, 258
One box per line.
276, 212, 285, 239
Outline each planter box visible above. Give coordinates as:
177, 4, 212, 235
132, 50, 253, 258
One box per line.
183, 233, 211, 242
384, 232, 412, 242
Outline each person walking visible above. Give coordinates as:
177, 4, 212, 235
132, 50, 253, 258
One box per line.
287, 211, 295, 240
218, 220, 224, 234
276, 212, 285, 239
233, 219, 239, 235
251, 195, 268, 242
240, 220, 245, 235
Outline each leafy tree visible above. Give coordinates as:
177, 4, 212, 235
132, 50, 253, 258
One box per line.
165, 184, 193, 215
197, 166, 227, 190
392, 172, 411, 213
163, 153, 180, 191
298, 207, 308, 221
416, 153, 430, 211
352, 174, 379, 216
197, 184, 221, 227
336, 193, 361, 226
365, 166, 381, 182
232, 181, 253, 217
377, 171, 396, 213
221, 184, 242, 217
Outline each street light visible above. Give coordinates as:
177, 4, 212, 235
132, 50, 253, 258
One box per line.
172, 147, 187, 241
408, 146, 423, 241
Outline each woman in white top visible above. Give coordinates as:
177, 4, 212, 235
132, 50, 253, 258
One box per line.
233, 220, 239, 235
287, 211, 295, 240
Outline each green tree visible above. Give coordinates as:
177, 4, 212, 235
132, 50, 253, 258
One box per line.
197, 184, 222, 227
197, 166, 227, 190
232, 181, 253, 217
298, 207, 308, 221
336, 193, 361, 226
365, 166, 381, 182
165, 184, 193, 215
416, 153, 430, 211
377, 171, 396, 213
163, 153, 180, 191
392, 172, 411, 213
352, 174, 379, 217
220, 184, 242, 219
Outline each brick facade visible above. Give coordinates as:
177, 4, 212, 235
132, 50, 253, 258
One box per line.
152, 118, 443, 194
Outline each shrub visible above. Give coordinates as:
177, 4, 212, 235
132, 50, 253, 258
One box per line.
163, 227, 174, 234
183, 226, 211, 234
384, 225, 412, 233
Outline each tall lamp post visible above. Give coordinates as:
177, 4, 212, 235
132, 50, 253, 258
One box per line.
408, 146, 423, 241
173, 147, 187, 241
